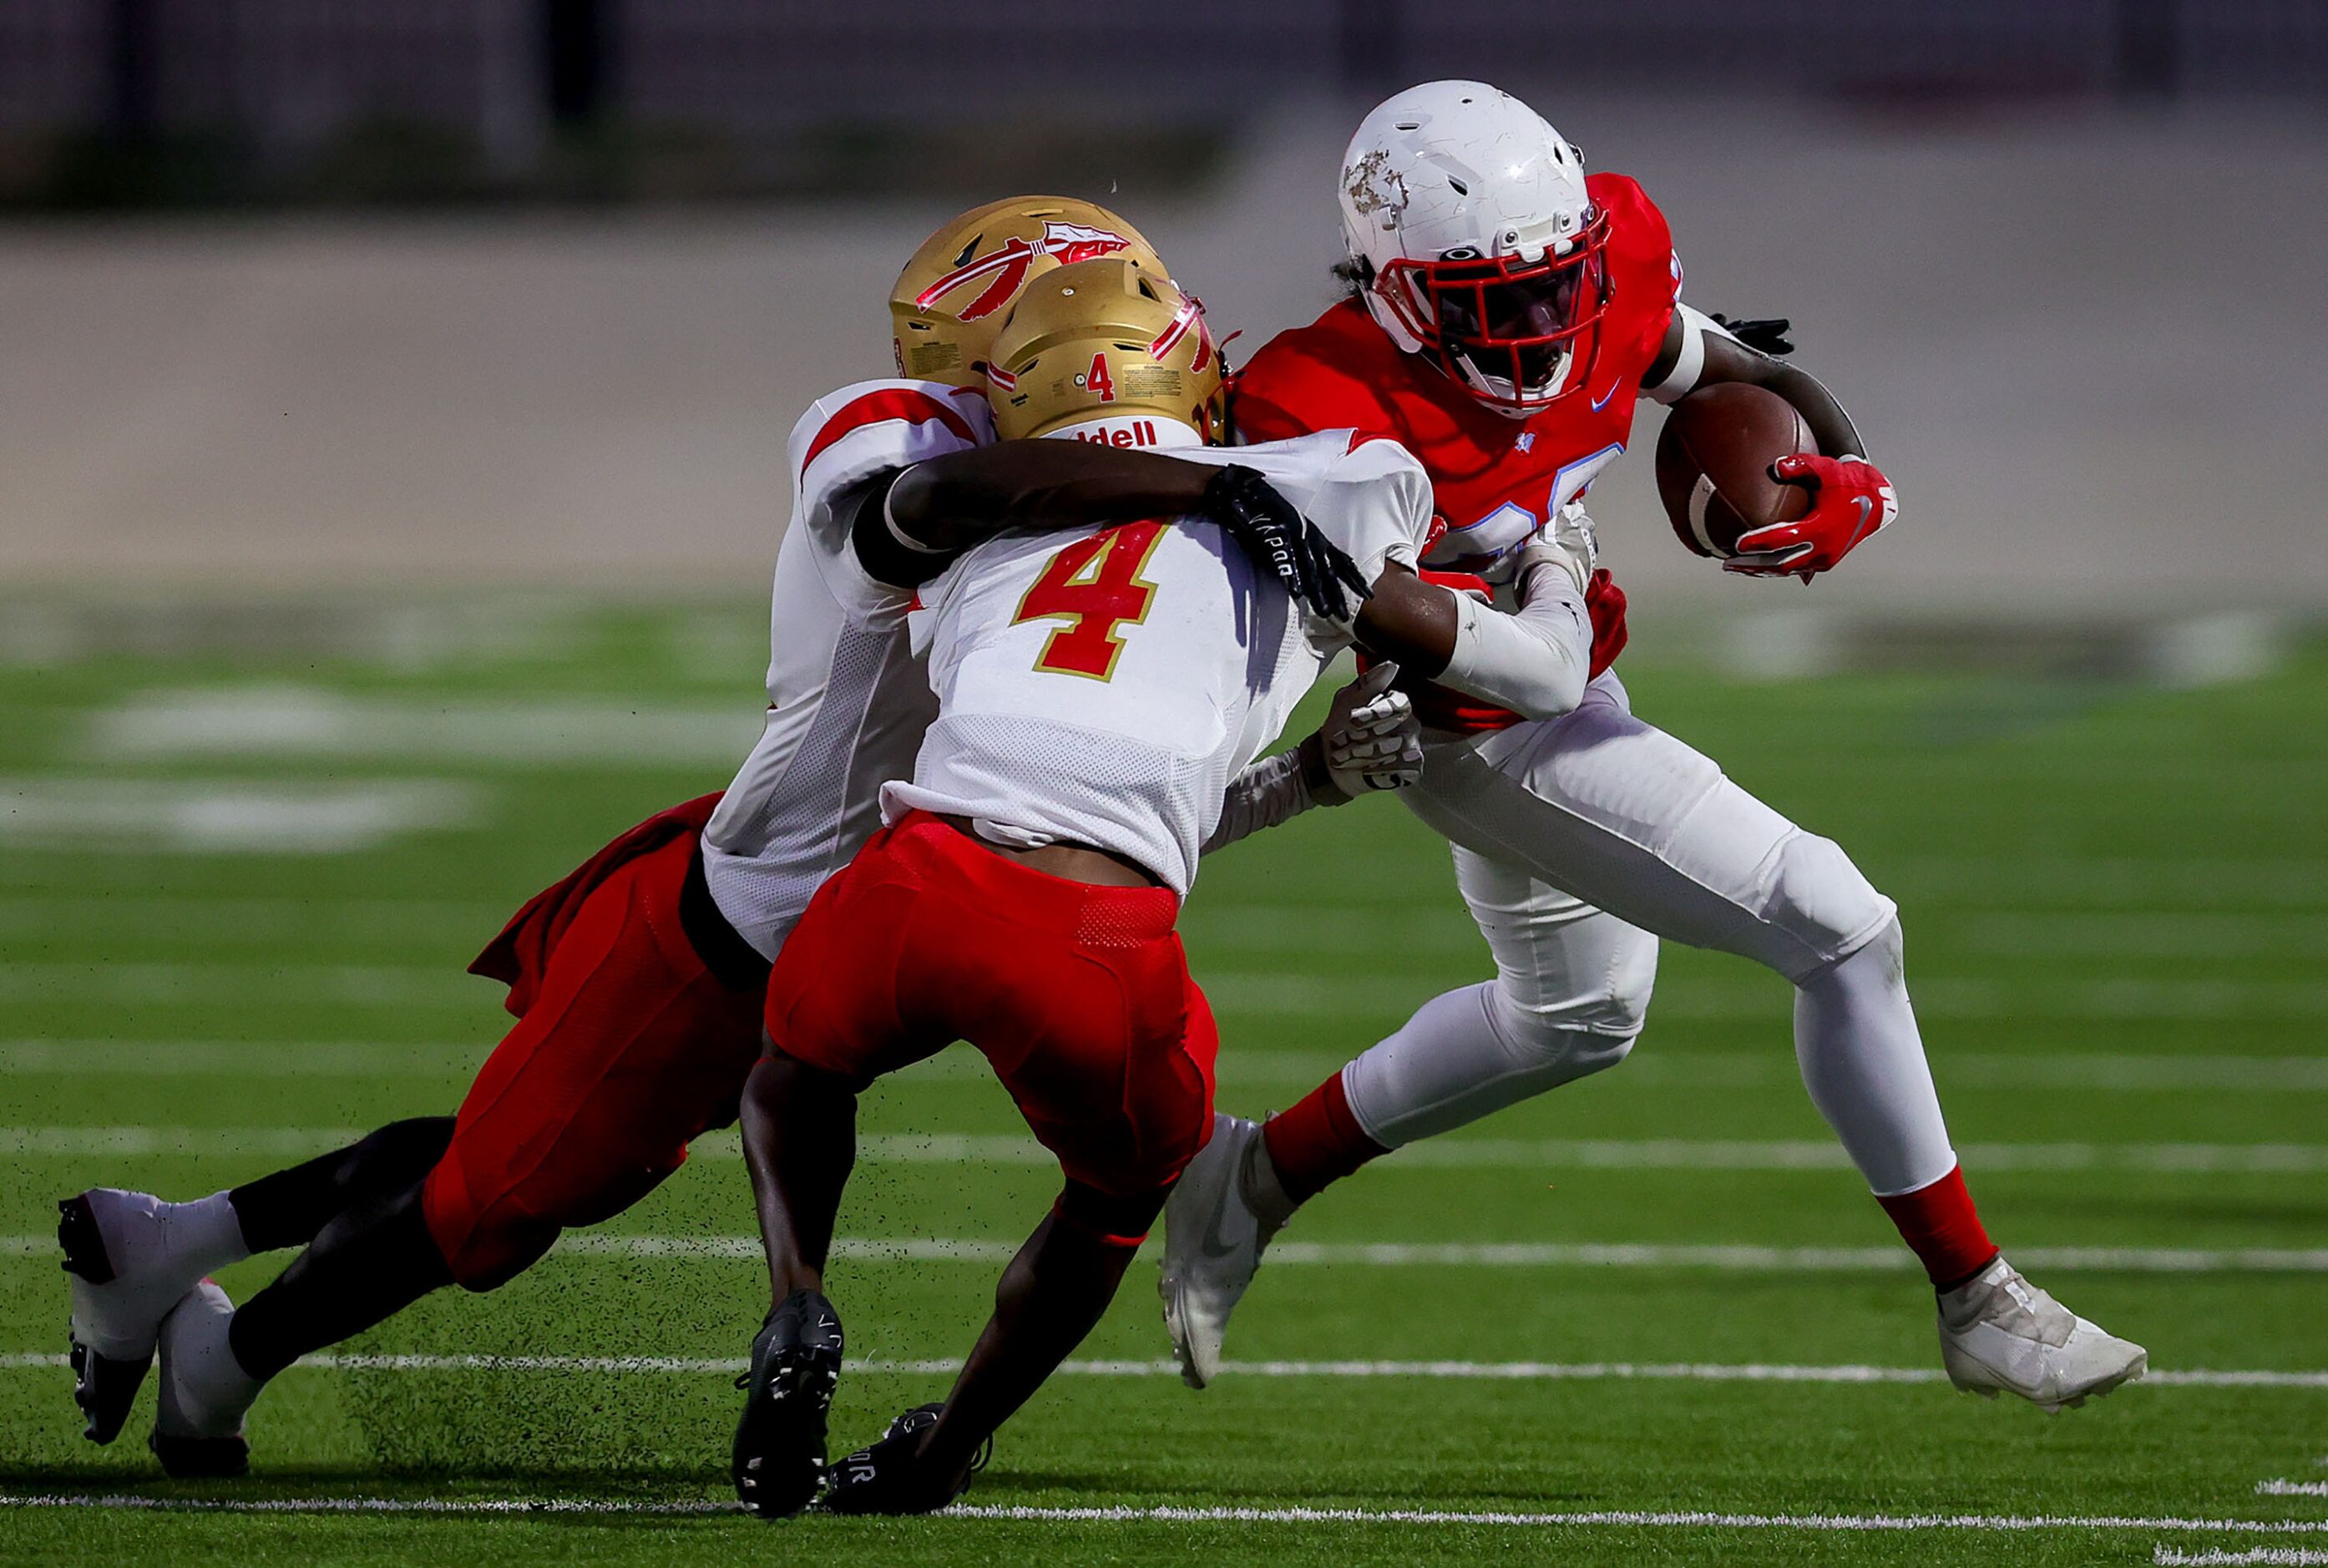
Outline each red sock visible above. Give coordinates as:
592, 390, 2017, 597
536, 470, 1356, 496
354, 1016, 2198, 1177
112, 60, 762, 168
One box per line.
1261, 1072, 1387, 1202
1876, 1165, 1997, 1289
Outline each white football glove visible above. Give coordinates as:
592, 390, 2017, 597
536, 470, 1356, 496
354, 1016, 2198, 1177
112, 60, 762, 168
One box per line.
1516, 500, 1598, 601
1315, 661, 1424, 799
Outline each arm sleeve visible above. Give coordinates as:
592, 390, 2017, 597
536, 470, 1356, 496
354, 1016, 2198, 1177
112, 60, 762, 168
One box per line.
1202, 747, 1319, 855
1643, 303, 1743, 406
1435, 564, 1593, 719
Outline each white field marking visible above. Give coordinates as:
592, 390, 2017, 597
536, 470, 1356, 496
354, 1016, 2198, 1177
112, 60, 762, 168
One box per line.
14, 1125, 2328, 1176
11, 1232, 2328, 1275
0, 1492, 731, 1516
808, 1133, 2328, 1176
0, 779, 478, 855
2258, 1481, 2328, 1498
1187, 906, 2328, 962
1965, 913, 2328, 960
0, 898, 501, 943
0, 1041, 484, 1077
1889, 858, 2328, 910
1198, 971, 2328, 1021
5, 961, 2326, 1021
6, 1039, 2323, 1095
2, 1352, 2319, 1390
0, 1126, 361, 1157
2, 1495, 2324, 1533
473, 1234, 2328, 1274
0, 964, 476, 1006
1202, 859, 2328, 914
2154, 1550, 2328, 1566
85, 686, 760, 766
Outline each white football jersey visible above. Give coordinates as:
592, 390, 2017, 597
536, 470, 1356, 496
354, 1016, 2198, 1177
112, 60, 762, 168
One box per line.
702, 378, 994, 958
885, 428, 1433, 894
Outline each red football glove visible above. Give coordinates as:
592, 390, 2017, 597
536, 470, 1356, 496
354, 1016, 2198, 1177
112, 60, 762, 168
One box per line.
1726, 454, 1899, 582
1584, 568, 1627, 679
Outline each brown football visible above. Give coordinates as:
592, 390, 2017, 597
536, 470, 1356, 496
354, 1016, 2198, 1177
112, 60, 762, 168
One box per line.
1653, 382, 1818, 559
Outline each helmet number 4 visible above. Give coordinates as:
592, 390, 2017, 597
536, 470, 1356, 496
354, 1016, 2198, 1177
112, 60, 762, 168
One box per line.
1080, 352, 1116, 403
1015, 521, 1166, 680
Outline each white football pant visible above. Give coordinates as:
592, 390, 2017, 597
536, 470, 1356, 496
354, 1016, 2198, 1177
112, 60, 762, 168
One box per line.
1340, 673, 1959, 1198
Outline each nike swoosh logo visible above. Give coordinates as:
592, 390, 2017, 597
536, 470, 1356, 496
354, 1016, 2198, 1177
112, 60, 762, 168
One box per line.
1590, 382, 1621, 412
1847, 494, 1875, 546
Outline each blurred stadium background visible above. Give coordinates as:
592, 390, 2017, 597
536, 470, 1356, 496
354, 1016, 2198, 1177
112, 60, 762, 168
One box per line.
3, 0, 2326, 624
3, 7, 2325, 1562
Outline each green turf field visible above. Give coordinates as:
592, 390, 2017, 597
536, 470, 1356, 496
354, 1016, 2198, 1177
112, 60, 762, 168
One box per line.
2, 599, 2323, 1566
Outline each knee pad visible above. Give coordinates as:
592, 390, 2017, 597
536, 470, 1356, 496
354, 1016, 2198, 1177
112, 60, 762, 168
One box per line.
1768, 832, 1898, 982
1484, 981, 1642, 1086
1491, 917, 1658, 1047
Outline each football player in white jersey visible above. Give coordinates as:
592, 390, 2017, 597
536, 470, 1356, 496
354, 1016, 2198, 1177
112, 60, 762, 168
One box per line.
51, 197, 1393, 1479
729, 256, 1613, 1516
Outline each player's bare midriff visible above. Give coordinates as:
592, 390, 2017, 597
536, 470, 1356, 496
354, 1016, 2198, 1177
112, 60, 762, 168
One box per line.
934, 812, 1165, 889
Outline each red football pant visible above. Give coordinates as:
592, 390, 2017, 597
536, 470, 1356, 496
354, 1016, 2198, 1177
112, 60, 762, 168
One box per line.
766, 812, 1218, 1201
421, 834, 767, 1290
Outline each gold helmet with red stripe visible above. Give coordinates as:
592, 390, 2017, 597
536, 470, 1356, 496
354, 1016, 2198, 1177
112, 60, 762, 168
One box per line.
983, 257, 1227, 446
890, 196, 1168, 387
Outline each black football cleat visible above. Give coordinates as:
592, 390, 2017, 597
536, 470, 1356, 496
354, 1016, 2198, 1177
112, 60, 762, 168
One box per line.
731, 1290, 843, 1519
58, 1193, 156, 1445
817, 1402, 990, 1516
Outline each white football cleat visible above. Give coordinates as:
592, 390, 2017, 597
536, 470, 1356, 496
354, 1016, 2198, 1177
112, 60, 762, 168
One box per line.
150, 1277, 257, 1478
59, 1188, 220, 1444
1159, 1113, 1283, 1390
1936, 1256, 2148, 1411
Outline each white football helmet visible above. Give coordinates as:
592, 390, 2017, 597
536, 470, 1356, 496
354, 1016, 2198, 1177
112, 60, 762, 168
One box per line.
1338, 81, 1611, 415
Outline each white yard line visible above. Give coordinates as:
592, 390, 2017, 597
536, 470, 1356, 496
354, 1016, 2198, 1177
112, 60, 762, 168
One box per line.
84, 688, 759, 766
5, 962, 2328, 1019
2156, 1551, 2328, 1565
0, 898, 501, 941
0, 1042, 484, 1077
12, 1124, 2328, 1175
0, 1492, 2321, 1533
0, 964, 477, 1006
18, 1229, 2317, 1275
1197, 972, 2328, 1021
1964, 913, 2328, 960
3, 1039, 2322, 1092
2258, 1482, 2328, 1498
0, 1351, 2317, 1388
0, 778, 479, 855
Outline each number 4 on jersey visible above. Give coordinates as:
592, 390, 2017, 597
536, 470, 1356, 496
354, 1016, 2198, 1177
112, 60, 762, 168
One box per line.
1014, 521, 1166, 680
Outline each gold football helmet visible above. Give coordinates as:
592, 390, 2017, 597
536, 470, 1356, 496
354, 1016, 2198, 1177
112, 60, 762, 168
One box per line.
890, 196, 1167, 387
983, 257, 1227, 444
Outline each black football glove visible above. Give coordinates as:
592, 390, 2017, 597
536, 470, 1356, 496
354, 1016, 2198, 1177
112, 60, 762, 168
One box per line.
1710, 313, 1795, 357
1200, 463, 1374, 625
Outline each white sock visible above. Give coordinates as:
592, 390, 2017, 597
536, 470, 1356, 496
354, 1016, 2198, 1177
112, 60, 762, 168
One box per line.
99, 1189, 253, 1287
1792, 918, 1958, 1196
164, 1280, 262, 1428
156, 1191, 255, 1281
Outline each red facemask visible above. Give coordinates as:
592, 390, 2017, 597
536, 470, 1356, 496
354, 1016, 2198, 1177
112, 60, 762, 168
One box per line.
1373, 207, 1612, 412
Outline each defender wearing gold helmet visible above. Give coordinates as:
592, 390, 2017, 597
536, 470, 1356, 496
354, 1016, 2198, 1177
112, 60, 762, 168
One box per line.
731, 255, 1611, 1515
890, 195, 1167, 385
53, 195, 1361, 1491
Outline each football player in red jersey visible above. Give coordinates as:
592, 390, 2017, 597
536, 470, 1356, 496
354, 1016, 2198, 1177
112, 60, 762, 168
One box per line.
1161, 81, 2145, 1410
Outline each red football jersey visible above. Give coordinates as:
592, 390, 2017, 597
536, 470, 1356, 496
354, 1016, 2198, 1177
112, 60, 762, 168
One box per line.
1234, 172, 1681, 578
